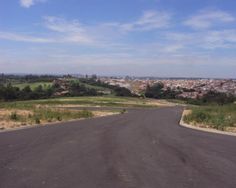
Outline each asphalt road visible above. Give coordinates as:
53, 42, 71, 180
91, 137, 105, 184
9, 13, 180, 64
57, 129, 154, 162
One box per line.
0, 107, 236, 188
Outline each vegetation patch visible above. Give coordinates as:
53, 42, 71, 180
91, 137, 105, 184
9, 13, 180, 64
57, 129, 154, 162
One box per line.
183, 104, 236, 132
0, 96, 163, 110
0, 107, 94, 130
0, 75, 136, 102
13, 82, 52, 90
120, 109, 127, 114
0, 96, 163, 131
0, 96, 163, 130
32, 108, 94, 123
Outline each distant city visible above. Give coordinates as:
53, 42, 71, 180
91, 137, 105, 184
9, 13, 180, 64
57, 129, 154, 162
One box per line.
100, 76, 236, 99
1, 73, 236, 100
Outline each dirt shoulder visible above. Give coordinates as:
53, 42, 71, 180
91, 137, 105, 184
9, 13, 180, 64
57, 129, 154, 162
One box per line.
0, 108, 120, 131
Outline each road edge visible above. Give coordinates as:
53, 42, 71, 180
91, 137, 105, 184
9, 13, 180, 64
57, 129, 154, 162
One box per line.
179, 109, 236, 137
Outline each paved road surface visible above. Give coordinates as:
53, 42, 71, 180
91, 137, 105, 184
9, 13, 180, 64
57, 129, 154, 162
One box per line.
0, 107, 236, 188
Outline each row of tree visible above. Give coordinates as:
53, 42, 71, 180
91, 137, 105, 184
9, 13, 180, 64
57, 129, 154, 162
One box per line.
0, 78, 135, 101
0, 82, 103, 101
0, 84, 54, 101
68, 82, 99, 96
79, 77, 134, 97
186, 91, 235, 105
0, 74, 60, 85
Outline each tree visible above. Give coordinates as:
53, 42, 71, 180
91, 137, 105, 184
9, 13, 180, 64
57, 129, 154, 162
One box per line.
34, 85, 43, 93
3, 84, 19, 101
145, 83, 164, 99
202, 91, 235, 105
91, 74, 97, 80
45, 87, 54, 97
114, 87, 133, 97
20, 85, 32, 100
0, 84, 4, 100
31, 85, 46, 99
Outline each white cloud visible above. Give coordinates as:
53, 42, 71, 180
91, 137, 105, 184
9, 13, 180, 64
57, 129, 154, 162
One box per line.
166, 29, 236, 50
43, 16, 85, 33
184, 10, 235, 29
43, 16, 93, 43
122, 10, 171, 31
20, 0, 46, 8
204, 30, 236, 49
161, 44, 184, 53
105, 10, 172, 32
0, 32, 54, 43
0, 10, 170, 45
1, 9, 236, 52
0, 17, 93, 44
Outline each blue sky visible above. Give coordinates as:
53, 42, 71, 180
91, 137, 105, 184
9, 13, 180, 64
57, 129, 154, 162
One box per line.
0, 0, 236, 78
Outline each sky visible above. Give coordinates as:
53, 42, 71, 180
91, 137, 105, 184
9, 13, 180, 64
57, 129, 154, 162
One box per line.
0, 0, 236, 78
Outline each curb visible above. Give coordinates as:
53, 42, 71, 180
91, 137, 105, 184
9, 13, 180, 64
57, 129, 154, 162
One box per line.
179, 109, 236, 137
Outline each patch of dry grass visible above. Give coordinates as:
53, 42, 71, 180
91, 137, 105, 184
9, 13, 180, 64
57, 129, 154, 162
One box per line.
0, 96, 166, 131
0, 107, 120, 131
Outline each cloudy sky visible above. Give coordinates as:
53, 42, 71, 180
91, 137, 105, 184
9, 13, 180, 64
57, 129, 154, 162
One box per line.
0, 0, 236, 78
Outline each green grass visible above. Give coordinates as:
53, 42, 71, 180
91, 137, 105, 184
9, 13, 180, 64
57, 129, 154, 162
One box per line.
13, 82, 52, 90
184, 104, 236, 131
12, 79, 109, 92
70, 79, 111, 92
0, 96, 161, 129
0, 96, 158, 109
33, 108, 93, 123
8, 108, 93, 125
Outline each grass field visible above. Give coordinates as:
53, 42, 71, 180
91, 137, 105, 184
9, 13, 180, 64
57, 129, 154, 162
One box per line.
0, 96, 166, 130
13, 82, 52, 90
184, 104, 236, 132
0, 96, 166, 109
12, 79, 110, 92
68, 79, 111, 92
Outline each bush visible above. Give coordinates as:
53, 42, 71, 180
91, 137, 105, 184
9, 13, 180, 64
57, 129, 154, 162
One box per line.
120, 109, 127, 114
57, 116, 62, 121
145, 83, 179, 99
194, 111, 210, 123
114, 87, 133, 97
201, 91, 235, 105
69, 82, 99, 96
79, 110, 93, 118
34, 117, 41, 124
145, 83, 164, 98
183, 110, 210, 124
9, 112, 20, 121
30, 108, 94, 124
212, 114, 225, 131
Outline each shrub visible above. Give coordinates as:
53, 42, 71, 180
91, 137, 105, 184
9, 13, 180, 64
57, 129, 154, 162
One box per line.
212, 114, 225, 130
79, 110, 93, 118
57, 116, 62, 121
34, 117, 41, 124
201, 91, 235, 105
183, 110, 210, 124
114, 87, 133, 97
120, 109, 127, 114
9, 112, 20, 121
194, 111, 210, 123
